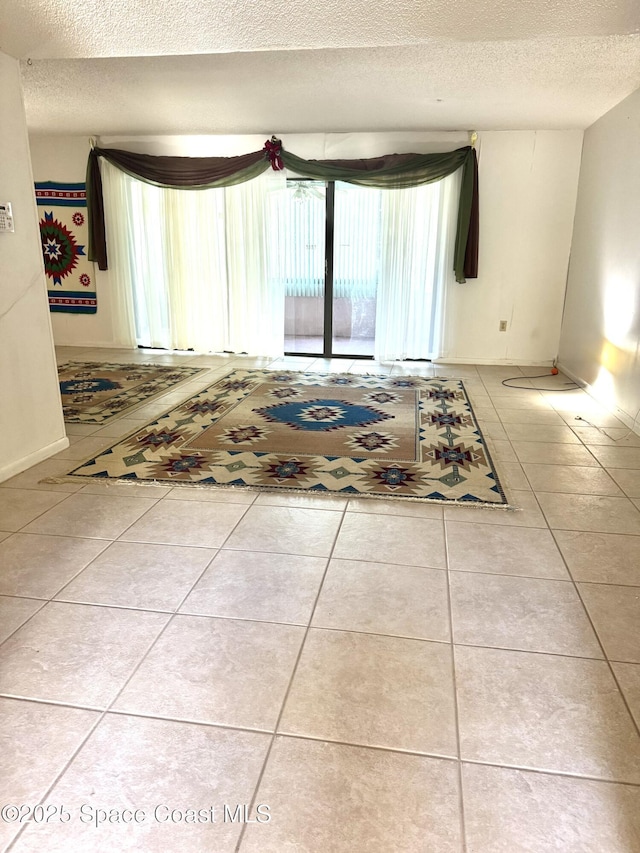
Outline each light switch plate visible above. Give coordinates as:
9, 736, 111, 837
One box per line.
0, 202, 14, 232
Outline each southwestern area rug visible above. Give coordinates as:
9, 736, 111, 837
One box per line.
64, 369, 508, 506
58, 362, 206, 424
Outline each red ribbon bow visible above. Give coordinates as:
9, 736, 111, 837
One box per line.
264, 137, 284, 171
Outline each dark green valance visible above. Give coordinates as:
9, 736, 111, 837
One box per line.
281, 148, 478, 283
85, 147, 271, 274
86, 140, 478, 283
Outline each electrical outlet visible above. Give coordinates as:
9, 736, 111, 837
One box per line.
499, 320, 508, 332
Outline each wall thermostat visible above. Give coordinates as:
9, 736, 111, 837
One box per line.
0, 202, 14, 232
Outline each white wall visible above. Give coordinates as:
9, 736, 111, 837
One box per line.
558, 88, 640, 430
443, 130, 582, 363
28, 129, 583, 364
0, 52, 67, 482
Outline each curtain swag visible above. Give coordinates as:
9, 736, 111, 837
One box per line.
86, 137, 479, 283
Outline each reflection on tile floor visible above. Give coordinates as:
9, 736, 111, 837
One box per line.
1, 348, 639, 851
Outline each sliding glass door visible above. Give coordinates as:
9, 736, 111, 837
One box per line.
332, 182, 380, 357
279, 175, 455, 361
280, 180, 327, 356
281, 179, 379, 358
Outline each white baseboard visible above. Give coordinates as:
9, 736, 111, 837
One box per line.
55, 341, 132, 349
557, 362, 640, 437
0, 436, 70, 483
433, 357, 555, 367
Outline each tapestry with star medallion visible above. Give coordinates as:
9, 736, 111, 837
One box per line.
35, 182, 96, 313
65, 369, 509, 507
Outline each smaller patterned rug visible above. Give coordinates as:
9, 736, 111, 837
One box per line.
65, 368, 508, 506
58, 362, 207, 424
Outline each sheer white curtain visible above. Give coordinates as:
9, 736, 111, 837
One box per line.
100, 160, 286, 354
225, 172, 287, 354
100, 160, 138, 348
160, 185, 228, 352
374, 170, 460, 361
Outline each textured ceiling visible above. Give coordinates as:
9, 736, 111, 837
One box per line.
3, 0, 640, 59
3, 0, 640, 135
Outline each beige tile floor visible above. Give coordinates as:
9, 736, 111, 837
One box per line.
1, 348, 640, 852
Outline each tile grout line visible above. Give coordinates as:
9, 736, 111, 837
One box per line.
50, 545, 222, 619
0, 694, 108, 714
546, 526, 640, 744
7, 585, 638, 662
459, 756, 640, 788
7, 586, 638, 664
40, 488, 242, 605
7, 488, 77, 536
109, 480, 253, 545
443, 514, 468, 853
2, 497, 258, 851
4, 693, 640, 791
2, 527, 219, 851
33, 489, 308, 852
7, 538, 113, 613
0, 599, 50, 651
520, 459, 640, 740
232, 503, 349, 853
3, 703, 114, 852
94, 490, 261, 715
0, 489, 89, 649
448, 565, 640, 587
3, 542, 225, 849
16, 488, 166, 544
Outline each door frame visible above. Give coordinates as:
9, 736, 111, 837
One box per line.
284, 179, 374, 360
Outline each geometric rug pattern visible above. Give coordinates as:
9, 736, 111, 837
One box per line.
66, 369, 508, 506
58, 362, 206, 424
